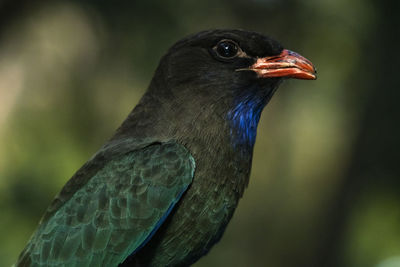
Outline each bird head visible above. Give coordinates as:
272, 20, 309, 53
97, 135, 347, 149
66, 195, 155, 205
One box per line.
140, 29, 316, 148
156, 29, 315, 94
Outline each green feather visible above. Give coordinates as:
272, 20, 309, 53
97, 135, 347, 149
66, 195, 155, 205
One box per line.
18, 142, 195, 267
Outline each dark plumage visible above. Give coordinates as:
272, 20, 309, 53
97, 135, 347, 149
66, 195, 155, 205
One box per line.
16, 29, 316, 267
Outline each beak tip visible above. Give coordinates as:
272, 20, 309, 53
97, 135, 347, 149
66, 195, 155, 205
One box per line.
312, 67, 317, 80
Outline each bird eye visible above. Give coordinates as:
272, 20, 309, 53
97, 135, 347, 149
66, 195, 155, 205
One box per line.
215, 40, 239, 59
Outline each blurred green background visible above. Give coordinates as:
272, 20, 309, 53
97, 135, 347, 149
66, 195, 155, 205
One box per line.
0, 0, 399, 266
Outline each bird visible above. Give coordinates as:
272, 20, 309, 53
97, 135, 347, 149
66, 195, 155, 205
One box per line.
16, 29, 316, 267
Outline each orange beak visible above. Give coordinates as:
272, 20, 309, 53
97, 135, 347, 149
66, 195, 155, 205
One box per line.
250, 49, 317, 80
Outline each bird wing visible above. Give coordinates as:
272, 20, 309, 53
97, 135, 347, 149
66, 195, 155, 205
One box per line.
17, 141, 195, 267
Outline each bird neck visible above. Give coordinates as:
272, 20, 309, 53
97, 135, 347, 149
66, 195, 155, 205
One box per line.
227, 85, 278, 150
228, 97, 264, 149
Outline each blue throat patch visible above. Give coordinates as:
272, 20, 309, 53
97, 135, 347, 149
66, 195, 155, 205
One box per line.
227, 94, 266, 148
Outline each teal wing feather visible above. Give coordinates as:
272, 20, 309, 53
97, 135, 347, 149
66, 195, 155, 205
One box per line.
17, 141, 195, 267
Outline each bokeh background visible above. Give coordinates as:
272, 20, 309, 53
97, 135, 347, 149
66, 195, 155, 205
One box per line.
0, 0, 399, 266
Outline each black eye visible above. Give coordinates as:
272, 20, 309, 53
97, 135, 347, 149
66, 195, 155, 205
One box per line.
215, 40, 239, 59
